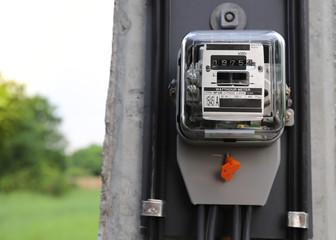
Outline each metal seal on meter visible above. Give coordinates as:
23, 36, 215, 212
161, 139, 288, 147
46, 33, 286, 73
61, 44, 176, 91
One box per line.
177, 30, 286, 144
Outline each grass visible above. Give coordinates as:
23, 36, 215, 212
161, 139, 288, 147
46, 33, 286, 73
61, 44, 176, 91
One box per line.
0, 188, 101, 240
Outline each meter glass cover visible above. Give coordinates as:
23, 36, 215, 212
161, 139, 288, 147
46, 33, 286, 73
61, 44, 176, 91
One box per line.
177, 30, 286, 143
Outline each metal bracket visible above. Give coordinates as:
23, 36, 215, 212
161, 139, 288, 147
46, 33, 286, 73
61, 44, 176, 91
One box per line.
285, 108, 295, 126
141, 199, 166, 217
288, 211, 309, 229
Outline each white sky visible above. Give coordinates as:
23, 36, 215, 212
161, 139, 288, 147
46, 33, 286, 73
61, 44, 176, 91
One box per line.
0, 0, 114, 152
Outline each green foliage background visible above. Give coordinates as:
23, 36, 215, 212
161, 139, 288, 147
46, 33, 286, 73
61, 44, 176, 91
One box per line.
67, 145, 103, 176
0, 75, 103, 240
0, 75, 102, 195
0, 75, 69, 194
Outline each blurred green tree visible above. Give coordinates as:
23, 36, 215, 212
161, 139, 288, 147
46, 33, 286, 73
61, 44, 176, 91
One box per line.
67, 145, 102, 176
0, 78, 25, 147
0, 74, 69, 195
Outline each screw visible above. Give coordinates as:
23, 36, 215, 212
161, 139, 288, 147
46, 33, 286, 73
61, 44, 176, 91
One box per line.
286, 87, 291, 95
224, 12, 235, 22
258, 66, 263, 72
206, 65, 211, 72
286, 111, 292, 121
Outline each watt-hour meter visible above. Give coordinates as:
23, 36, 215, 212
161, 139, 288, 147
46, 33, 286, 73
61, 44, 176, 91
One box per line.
177, 30, 286, 143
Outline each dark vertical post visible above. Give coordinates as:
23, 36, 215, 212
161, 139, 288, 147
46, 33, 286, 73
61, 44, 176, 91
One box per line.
287, 0, 312, 239
141, 0, 170, 239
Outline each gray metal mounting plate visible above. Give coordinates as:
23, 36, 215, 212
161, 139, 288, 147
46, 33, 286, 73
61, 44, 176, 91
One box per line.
177, 136, 280, 206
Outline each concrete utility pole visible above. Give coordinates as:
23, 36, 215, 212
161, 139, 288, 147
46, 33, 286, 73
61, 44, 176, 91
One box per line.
98, 0, 336, 239
309, 0, 336, 239
97, 0, 146, 239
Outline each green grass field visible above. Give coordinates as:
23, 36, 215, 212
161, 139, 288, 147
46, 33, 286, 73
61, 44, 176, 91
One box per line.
0, 188, 101, 240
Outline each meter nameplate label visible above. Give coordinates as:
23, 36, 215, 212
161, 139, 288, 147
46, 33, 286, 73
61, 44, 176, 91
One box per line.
203, 88, 262, 112
202, 43, 264, 121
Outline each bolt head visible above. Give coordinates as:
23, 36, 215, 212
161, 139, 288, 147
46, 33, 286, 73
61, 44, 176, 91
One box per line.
286, 112, 292, 120
224, 12, 235, 22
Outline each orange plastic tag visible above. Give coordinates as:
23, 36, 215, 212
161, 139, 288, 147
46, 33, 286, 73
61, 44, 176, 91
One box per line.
221, 156, 240, 181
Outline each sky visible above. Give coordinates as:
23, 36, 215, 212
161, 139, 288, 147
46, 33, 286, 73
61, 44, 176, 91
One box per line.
0, 0, 114, 152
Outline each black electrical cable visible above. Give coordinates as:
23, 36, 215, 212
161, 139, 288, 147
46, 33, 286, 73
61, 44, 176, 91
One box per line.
146, 0, 169, 238
197, 205, 205, 240
147, 1, 161, 238
206, 205, 218, 240
241, 206, 253, 240
205, 206, 210, 240
286, 1, 312, 239
232, 205, 241, 240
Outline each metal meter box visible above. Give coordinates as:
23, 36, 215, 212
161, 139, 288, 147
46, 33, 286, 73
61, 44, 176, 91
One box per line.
175, 30, 286, 206
141, 0, 312, 239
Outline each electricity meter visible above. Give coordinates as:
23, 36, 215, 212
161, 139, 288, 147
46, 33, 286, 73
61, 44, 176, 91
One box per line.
177, 30, 286, 143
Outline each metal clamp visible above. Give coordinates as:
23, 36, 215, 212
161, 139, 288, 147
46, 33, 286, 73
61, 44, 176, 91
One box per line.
288, 211, 309, 229
141, 199, 166, 217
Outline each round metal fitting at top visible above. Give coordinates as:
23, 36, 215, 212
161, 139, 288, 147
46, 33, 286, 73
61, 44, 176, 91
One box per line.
210, 2, 247, 30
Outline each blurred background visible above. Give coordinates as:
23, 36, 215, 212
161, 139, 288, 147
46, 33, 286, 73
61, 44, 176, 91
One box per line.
0, 0, 114, 239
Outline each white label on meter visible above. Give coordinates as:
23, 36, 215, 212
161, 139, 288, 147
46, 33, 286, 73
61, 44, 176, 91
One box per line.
201, 43, 265, 121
